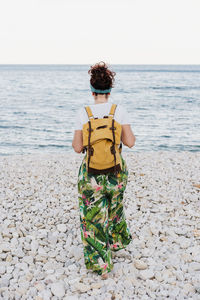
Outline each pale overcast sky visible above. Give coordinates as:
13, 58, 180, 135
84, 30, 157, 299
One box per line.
0, 0, 200, 64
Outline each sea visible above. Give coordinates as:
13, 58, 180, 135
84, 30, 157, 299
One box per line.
0, 64, 199, 156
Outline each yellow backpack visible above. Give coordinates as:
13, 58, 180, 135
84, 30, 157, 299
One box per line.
82, 103, 122, 175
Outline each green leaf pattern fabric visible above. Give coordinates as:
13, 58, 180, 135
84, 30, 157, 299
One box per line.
77, 154, 132, 275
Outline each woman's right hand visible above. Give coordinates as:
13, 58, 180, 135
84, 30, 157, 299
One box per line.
72, 130, 83, 153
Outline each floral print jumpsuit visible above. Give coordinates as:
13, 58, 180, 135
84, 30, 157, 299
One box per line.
78, 153, 132, 276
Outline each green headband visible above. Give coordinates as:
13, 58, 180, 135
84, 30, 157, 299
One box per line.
90, 84, 111, 94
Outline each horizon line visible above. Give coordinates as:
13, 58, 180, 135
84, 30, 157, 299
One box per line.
0, 63, 200, 66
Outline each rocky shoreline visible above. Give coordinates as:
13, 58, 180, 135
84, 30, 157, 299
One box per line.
0, 151, 200, 299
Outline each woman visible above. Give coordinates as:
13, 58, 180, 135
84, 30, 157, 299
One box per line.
72, 62, 136, 279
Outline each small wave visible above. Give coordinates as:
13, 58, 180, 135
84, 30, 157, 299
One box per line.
136, 107, 148, 110
38, 144, 66, 148
0, 125, 25, 129
160, 135, 171, 138
13, 112, 27, 115
158, 144, 169, 148
31, 128, 54, 133
151, 86, 200, 91
1, 142, 30, 147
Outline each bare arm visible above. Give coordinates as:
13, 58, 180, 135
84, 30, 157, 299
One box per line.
121, 124, 136, 148
72, 130, 83, 153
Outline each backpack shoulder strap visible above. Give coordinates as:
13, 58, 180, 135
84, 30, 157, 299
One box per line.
109, 104, 117, 118
85, 106, 94, 120
109, 104, 118, 175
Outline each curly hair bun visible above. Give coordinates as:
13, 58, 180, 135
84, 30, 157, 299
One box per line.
88, 61, 116, 92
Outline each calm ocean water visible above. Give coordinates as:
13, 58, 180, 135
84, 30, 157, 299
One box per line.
0, 64, 200, 156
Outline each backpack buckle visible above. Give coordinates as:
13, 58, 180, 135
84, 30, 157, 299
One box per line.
88, 146, 94, 156
110, 144, 116, 154
82, 147, 87, 154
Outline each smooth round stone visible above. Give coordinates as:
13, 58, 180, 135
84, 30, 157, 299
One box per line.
48, 235, 58, 245
0, 265, 6, 274
73, 282, 89, 293
55, 268, 65, 276
63, 296, 79, 300
30, 240, 39, 252
188, 262, 200, 272
15, 262, 28, 270
23, 256, 34, 265
45, 274, 57, 283
182, 253, 192, 262
90, 282, 102, 289
6, 254, 13, 262
43, 262, 58, 271
48, 251, 57, 258
134, 259, 148, 270
34, 296, 44, 300
57, 224, 67, 233
139, 269, 154, 280
178, 237, 191, 249
38, 289, 52, 300
183, 283, 195, 293
68, 264, 78, 272
73, 247, 82, 261
25, 272, 34, 281
34, 282, 45, 291
38, 247, 47, 256
90, 288, 101, 296
38, 229, 48, 237
45, 269, 55, 275
1, 242, 11, 252
50, 282, 65, 298
2, 229, 12, 238
174, 228, 188, 235
123, 279, 132, 289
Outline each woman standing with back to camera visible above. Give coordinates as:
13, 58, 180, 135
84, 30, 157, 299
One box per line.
72, 61, 136, 279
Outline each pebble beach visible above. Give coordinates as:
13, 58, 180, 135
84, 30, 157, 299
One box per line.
0, 151, 200, 300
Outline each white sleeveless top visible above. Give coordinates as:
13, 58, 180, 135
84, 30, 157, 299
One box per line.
74, 102, 131, 130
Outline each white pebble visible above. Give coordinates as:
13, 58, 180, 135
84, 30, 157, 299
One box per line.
134, 259, 148, 270
139, 269, 154, 280
50, 282, 65, 298
57, 224, 67, 233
